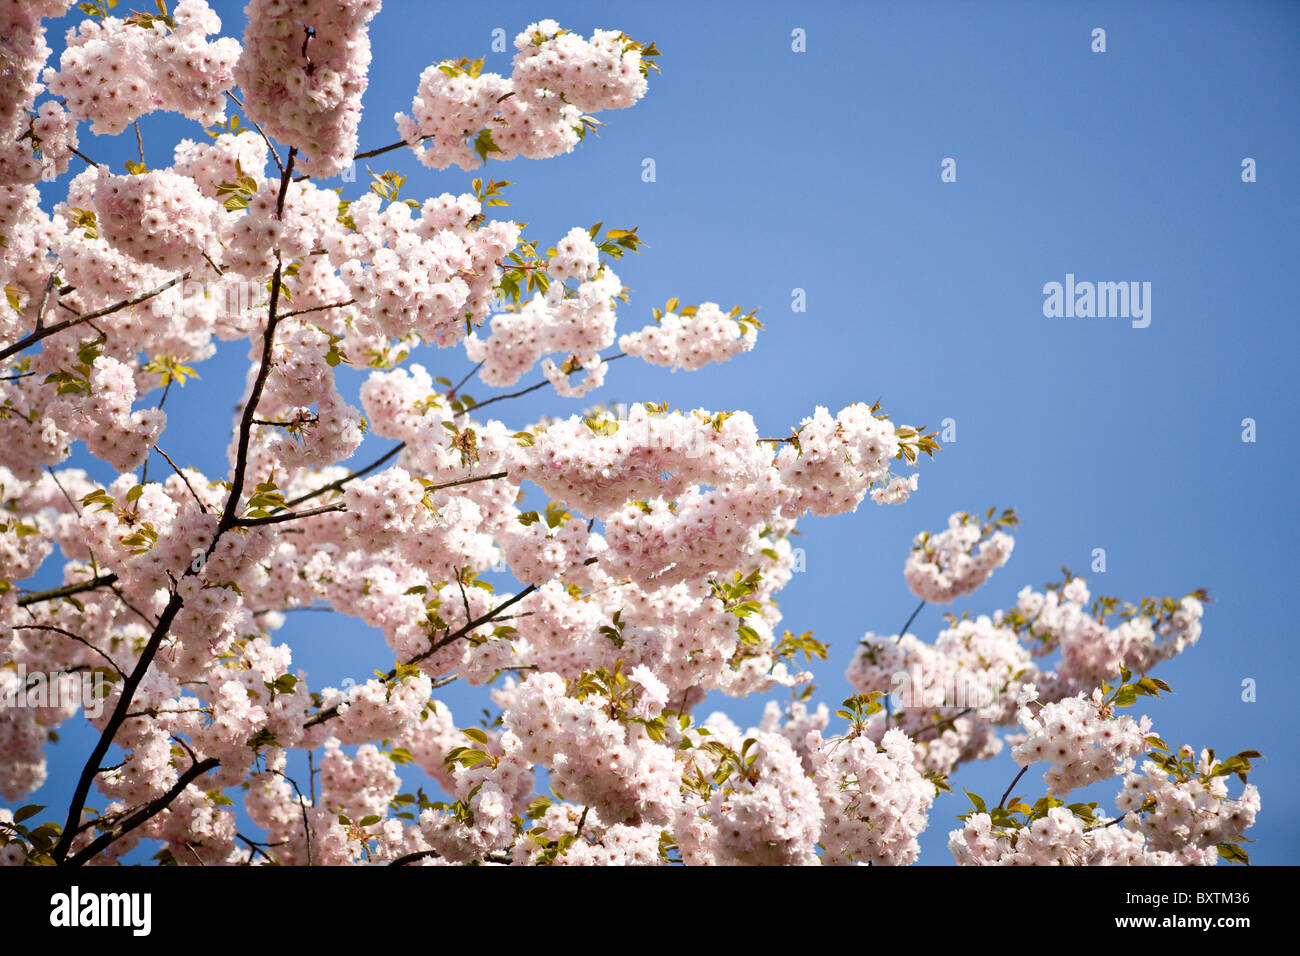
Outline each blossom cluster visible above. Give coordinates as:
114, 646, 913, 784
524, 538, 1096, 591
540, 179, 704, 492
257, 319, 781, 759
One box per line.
44, 0, 239, 136
395, 21, 650, 172
0, 4, 1260, 871
904, 510, 1015, 604
234, 0, 380, 177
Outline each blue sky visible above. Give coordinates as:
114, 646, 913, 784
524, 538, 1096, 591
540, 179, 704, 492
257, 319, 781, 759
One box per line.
22, 0, 1300, 864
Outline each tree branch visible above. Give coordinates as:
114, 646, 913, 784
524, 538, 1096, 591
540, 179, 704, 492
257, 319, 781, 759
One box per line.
153, 445, 209, 513
63, 757, 220, 866
998, 765, 1030, 811
278, 298, 356, 320
0, 273, 189, 363
12, 624, 126, 678
17, 573, 119, 608
303, 584, 537, 729
223, 90, 284, 175
389, 848, 441, 866
53, 152, 302, 864
268, 769, 314, 867
218, 148, 296, 534
280, 442, 405, 509
233, 503, 345, 527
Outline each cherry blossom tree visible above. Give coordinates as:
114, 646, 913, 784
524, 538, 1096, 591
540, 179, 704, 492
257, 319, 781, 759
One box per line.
0, 1, 1260, 866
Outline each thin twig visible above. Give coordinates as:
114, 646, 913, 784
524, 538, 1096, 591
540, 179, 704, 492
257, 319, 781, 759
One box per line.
233, 503, 345, 527
450, 360, 484, 395
11, 625, 126, 678
280, 442, 405, 509
109, 585, 157, 628
278, 299, 356, 320
268, 769, 314, 867
70, 147, 100, 168
224, 90, 284, 175
389, 848, 441, 866
153, 445, 208, 513
303, 584, 537, 729
17, 573, 119, 608
998, 765, 1030, 810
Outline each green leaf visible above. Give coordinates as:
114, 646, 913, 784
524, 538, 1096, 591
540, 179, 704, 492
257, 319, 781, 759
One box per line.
473, 128, 502, 163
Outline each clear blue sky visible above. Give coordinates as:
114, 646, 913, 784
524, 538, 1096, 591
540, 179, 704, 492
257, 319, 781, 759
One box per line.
24, 0, 1299, 864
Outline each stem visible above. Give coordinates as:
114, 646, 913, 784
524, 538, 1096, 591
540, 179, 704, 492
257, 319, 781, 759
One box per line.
0, 273, 189, 363
389, 848, 441, 866
884, 599, 926, 729
52, 151, 302, 865
152, 445, 208, 513
898, 599, 926, 639
64, 757, 220, 866
70, 146, 100, 168
269, 768, 314, 867
278, 299, 356, 320
11, 625, 126, 678
303, 584, 537, 729
16, 573, 119, 608
219, 148, 296, 533
233, 503, 345, 527
998, 765, 1030, 810
280, 442, 405, 509
224, 90, 284, 175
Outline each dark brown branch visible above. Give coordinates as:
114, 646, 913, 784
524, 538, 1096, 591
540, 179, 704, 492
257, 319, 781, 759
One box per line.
998, 765, 1031, 811
389, 848, 442, 866
279, 299, 356, 320
0, 273, 189, 362
237, 832, 283, 864
70, 146, 100, 168
234, 503, 345, 527
17, 573, 119, 608
110, 584, 157, 628
52, 589, 188, 862
911, 706, 974, 741
458, 351, 628, 418
303, 584, 537, 729
218, 148, 296, 534
11, 625, 126, 678
224, 90, 284, 175
153, 445, 208, 513
423, 470, 508, 492
450, 360, 484, 396
418, 583, 537, 660
290, 135, 434, 181
268, 769, 313, 867
53, 152, 302, 864
281, 442, 405, 509
63, 757, 220, 866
